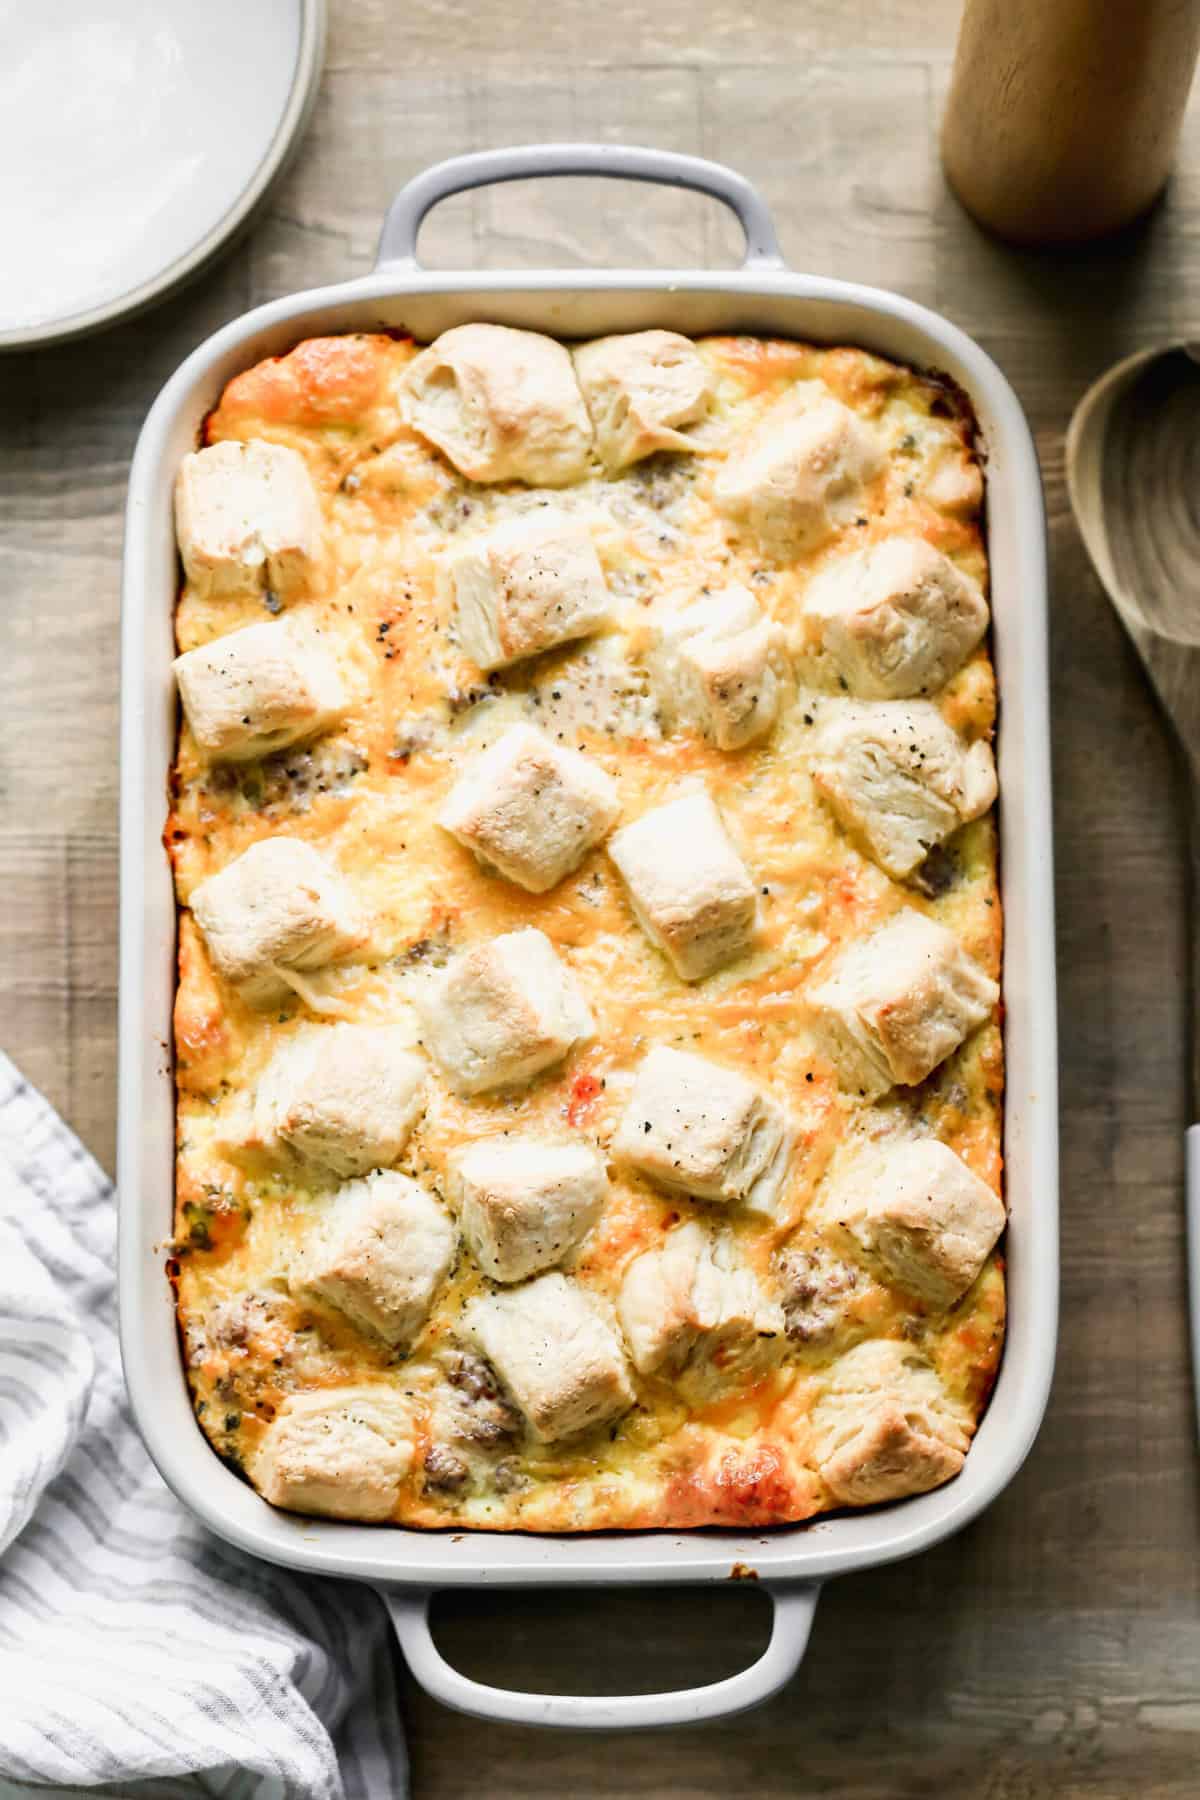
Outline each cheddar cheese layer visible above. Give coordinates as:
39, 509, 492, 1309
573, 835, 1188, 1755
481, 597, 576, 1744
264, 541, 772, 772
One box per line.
169, 327, 1004, 1531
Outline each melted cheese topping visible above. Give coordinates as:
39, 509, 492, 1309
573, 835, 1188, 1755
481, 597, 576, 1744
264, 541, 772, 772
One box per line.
170, 330, 1003, 1531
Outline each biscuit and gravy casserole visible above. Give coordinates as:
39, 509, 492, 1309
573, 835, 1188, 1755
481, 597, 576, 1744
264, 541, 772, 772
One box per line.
168, 324, 1004, 1530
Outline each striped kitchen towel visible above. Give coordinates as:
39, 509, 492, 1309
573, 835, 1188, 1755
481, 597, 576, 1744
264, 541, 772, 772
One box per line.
0, 1054, 409, 1799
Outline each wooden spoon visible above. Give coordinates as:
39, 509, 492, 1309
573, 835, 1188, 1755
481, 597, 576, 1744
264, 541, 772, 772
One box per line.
1066, 342, 1200, 1428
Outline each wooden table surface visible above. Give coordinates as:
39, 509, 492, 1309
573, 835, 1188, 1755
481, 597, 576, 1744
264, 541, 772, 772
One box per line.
5, 1, 1200, 1792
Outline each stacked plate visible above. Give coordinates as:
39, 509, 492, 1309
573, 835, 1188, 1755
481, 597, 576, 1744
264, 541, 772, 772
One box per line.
0, 0, 325, 349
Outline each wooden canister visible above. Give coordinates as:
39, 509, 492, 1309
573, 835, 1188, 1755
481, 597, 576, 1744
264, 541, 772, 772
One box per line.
941, 0, 1200, 244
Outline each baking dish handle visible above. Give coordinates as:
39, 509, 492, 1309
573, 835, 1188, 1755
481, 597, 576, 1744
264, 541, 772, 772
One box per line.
384, 1580, 819, 1730
375, 142, 786, 273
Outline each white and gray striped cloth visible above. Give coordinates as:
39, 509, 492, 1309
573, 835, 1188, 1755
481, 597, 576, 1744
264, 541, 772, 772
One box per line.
0, 1053, 409, 1799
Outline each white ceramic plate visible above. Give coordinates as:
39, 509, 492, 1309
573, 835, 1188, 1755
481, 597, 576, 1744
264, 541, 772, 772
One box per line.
0, 0, 325, 350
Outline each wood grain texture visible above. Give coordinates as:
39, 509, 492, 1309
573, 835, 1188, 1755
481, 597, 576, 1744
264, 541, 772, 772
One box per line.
3, 0, 1200, 1790
941, 0, 1200, 244
1070, 347, 1200, 1114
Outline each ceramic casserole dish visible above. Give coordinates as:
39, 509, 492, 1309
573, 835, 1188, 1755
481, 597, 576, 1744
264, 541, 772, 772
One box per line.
119, 143, 1058, 1731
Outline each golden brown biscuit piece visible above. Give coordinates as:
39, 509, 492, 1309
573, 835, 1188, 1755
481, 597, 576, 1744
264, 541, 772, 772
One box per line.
401, 323, 593, 485
573, 329, 710, 470
291, 1171, 455, 1349
648, 585, 781, 751
414, 928, 593, 1096
439, 723, 620, 893
467, 1274, 634, 1441
450, 1138, 607, 1282
175, 440, 322, 601
814, 1339, 969, 1506
715, 391, 882, 553
809, 699, 996, 879
189, 838, 364, 1008
441, 511, 612, 671
801, 536, 988, 698
612, 1045, 792, 1214
831, 1139, 1005, 1307
234, 1025, 426, 1178
174, 620, 348, 762
254, 1388, 414, 1520
618, 1221, 784, 1382
809, 910, 997, 1097
609, 787, 758, 981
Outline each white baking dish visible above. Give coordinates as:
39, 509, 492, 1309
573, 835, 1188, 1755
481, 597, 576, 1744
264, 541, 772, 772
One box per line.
119, 144, 1058, 1732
